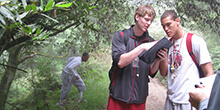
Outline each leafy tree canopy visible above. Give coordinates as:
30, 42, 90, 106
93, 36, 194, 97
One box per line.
158, 0, 219, 36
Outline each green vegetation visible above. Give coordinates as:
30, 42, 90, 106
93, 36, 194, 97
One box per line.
6, 48, 111, 110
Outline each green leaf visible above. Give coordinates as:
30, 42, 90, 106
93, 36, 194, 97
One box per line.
27, 26, 32, 34
32, 36, 40, 41
89, 6, 96, 10
8, 23, 19, 29
100, 7, 106, 14
22, 27, 29, 34
25, 5, 32, 11
55, 2, 72, 8
41, 34, 49, 40
32, 4, 37, 12
44, 0, 54, 11
36, 27, 41, 35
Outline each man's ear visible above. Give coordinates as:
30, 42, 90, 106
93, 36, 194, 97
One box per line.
135, 14, 140, 22
175, 18, 180, 25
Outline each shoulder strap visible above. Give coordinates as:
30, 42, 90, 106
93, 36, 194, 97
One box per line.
169, 37, 173, 42
120, 29, 130, 46
186, 33, 198, 65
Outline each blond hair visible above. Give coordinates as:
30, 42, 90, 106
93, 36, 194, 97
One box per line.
134, 4, 156, 22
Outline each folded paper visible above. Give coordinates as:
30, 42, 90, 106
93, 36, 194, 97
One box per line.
139, 37, 173, 64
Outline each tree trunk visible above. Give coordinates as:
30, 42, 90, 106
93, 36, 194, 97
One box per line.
0, 45, 22, 110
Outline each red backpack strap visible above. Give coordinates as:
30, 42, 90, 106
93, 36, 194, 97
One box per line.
120, 30, 129, 46
120, 31, 124, 38
186, 33, 198, 65
169, 37, 173, 42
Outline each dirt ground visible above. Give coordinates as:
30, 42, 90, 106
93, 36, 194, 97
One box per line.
146, 77, 167, 110
101, 77, 167, 110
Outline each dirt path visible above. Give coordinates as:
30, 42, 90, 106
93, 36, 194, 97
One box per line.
101, 77, 167, 110
146, 77, 167, 110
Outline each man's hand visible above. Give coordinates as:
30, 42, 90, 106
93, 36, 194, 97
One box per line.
156, 48, 168, 62
189, 88, 208, 109
75, 76, 79, 80
139, 41, 157, 50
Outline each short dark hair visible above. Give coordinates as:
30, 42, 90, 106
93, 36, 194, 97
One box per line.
161, 10, 178, 20
82, 52, 89, 57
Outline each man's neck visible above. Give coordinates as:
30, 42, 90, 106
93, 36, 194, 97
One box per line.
173, 29, 185, 40
133, 25, 144, 37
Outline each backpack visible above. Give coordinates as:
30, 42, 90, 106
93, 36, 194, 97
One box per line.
170, 33, 204, 78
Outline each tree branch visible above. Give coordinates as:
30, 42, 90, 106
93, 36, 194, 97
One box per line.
27, 50, 69, 58
19, 53, 37, 63
0, 63, 27, 73
48, 21, 80, 37
37, 22, 60, 31
2, 36, 31, 51
0, 98, 21, 109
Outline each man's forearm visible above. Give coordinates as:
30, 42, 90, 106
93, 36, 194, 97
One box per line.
118, 46, 144, 68
159, 60, 168, 77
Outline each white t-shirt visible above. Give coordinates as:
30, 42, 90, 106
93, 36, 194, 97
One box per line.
167, 33, 212, 104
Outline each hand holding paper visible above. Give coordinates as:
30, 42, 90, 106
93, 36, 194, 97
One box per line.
139, 37, 172, 64
189, 88, 208, 110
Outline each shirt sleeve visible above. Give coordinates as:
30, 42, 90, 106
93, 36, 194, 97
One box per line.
65, 57, 81, 76
191, 35, 212, 65
112, 31, 126, 66
199, 98, 209, 110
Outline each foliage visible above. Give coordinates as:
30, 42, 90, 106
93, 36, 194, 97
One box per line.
0, 0, 105, 109
89, 0, 135, 48
6, 55, 62, 109
0, 0, 103, 55
156, 0, 219, 36
6, 48, 111, 110
208, 37, 220, 71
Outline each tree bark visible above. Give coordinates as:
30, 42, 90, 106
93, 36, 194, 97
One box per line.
0, 45, 22, 110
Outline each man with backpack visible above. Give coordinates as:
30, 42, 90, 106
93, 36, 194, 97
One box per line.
107, 4, 168, 110
159, 10, 214, 110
